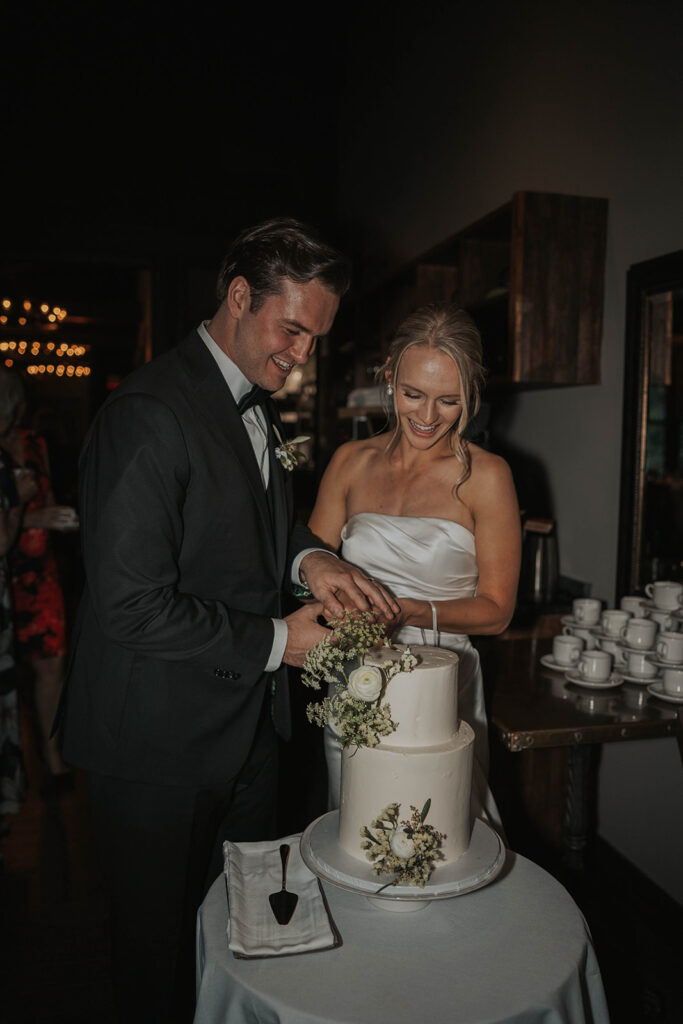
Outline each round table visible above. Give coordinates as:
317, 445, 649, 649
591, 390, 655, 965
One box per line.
194, 850, 609, 1024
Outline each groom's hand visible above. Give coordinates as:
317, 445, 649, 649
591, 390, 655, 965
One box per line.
283, 602, 331, 668
299, 550, 400, 622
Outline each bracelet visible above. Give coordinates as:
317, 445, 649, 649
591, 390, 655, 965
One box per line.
428, 600, 439, 647
292, 583, 313, 600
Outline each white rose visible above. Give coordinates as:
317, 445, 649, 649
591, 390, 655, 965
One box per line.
347, 665, 383, 702
390, 828, 416, 860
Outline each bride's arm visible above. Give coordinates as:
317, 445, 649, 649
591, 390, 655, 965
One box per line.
390, 454, 521, 637
307, 442, 357, 551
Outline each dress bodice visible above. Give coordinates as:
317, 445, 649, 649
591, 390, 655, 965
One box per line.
340, 512, 478, 604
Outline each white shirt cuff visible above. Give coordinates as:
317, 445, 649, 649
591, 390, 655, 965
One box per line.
266, 618, 288, 673
291, 547, 338, 586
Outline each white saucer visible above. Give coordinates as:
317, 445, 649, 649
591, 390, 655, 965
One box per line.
647, 683, 683, 704
645, 654, 683, 668
617, 639, 657, 652
592, 629, 628, 643
561, 616, 600, 631
564, 670, 624, 690
300, 811, 506, 911
643, 599, 683, 615
620, 671, 660, 684
540, 654, 577, 673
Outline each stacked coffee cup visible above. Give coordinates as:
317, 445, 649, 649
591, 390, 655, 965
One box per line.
547, 581, 683, 699
640, 580, 683, 701
555, 599, 618, 686
549, 600, 601, 676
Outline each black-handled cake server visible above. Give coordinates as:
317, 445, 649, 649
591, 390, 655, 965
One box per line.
268, 843, 298, 925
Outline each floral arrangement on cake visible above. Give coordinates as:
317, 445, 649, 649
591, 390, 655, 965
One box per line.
302, 610, 417, 749
361, 799, 445, 889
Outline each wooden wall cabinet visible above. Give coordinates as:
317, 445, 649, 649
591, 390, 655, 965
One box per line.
352, 190, 608, 388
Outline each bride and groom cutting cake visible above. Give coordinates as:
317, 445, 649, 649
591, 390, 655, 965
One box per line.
60, 217, 520, 1022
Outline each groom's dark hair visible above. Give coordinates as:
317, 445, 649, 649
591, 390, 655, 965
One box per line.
216, 217, 351, 312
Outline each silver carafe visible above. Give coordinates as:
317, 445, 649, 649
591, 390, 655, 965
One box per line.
520, 519, 559, 606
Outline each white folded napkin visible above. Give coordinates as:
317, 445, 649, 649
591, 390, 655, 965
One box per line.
223, 834, 341, 958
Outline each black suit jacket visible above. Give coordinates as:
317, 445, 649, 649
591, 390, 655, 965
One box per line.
62, 330, 318, 788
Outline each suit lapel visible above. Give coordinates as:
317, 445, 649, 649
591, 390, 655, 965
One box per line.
265, 401, 289, 581
178, 333, 277, 574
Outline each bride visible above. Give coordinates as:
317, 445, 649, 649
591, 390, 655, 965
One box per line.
307, 304, 521, 827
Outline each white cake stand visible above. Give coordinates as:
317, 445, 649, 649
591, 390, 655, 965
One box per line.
300, 811, 506, 913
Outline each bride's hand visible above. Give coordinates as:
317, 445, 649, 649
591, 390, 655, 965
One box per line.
299, 550, 400, 622
372, 600, 410, 635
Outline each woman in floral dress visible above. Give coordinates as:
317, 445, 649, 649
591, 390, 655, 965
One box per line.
0, 389, 37, 829
0, 370, 76, 785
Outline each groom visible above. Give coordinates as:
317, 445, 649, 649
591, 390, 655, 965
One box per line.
61, 217, 397, 1023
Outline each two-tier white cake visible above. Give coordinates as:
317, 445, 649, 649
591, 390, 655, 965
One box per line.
338, 645, 475, 867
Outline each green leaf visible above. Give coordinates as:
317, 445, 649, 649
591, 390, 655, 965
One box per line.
421, 798, 431, 823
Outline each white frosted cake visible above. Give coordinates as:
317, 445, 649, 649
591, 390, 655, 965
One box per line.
338, 645, 474, 867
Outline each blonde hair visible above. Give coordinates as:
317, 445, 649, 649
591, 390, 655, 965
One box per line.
379, 303, 485, 492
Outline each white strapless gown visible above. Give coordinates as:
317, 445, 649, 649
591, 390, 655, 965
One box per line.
324, 512, 502, 832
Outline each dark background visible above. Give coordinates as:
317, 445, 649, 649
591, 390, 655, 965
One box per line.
2, 4, 350, 427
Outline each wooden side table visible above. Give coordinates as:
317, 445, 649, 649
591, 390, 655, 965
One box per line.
487, 620, 683, 868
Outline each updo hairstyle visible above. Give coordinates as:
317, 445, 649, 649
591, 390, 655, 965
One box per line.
380, 303, 486, 491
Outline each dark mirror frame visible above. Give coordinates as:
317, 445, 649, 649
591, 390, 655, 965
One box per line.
617, 248, 683, 597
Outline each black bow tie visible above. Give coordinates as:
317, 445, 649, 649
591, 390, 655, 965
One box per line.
237, 386, 266, 415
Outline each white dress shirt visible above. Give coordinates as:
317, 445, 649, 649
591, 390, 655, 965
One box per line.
198, 321, 317, 672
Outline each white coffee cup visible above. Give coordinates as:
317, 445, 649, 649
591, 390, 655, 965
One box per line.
563, 625, 599, 650
645, 580, 683, 610
620, 595, 649, 617
600, 609, 631, 638
623, 617, 658, 650
552, 634, 583, 666
572, 598, 602, 626
649, 608, 675, 631
655, 631, 683, 664
662, 665, 683, 696
577, 649, 612, 682
598, 637, 627, 668
625, 650, 658, 679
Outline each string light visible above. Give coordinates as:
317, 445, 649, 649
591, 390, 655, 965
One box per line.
0, 296, 68, 328
1, 294, 90, 382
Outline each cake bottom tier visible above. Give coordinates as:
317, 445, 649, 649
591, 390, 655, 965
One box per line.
339, 720, 475, 866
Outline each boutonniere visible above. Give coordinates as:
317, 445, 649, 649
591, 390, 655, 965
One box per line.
273, 425, 310, 471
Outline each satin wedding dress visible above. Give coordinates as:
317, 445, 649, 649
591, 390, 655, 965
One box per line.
324, 511, 502, 832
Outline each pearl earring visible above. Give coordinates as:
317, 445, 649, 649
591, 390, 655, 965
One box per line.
386, 385, 393, 396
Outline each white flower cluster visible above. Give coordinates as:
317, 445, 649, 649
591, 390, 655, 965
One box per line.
307, 687, 397, 748
302, 612, 417, 750
301, 611, 387, 690
385, 649, 418, 677
360, 800, 446, 889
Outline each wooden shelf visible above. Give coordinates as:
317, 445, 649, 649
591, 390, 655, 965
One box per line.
347, 191, 608, 389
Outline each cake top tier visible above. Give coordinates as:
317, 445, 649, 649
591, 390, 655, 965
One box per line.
364, 644, 459, 748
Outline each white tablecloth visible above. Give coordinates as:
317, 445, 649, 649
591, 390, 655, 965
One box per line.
195, 850, 609, 1024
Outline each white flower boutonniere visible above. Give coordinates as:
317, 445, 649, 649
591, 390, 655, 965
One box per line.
273, 426, 310, 471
